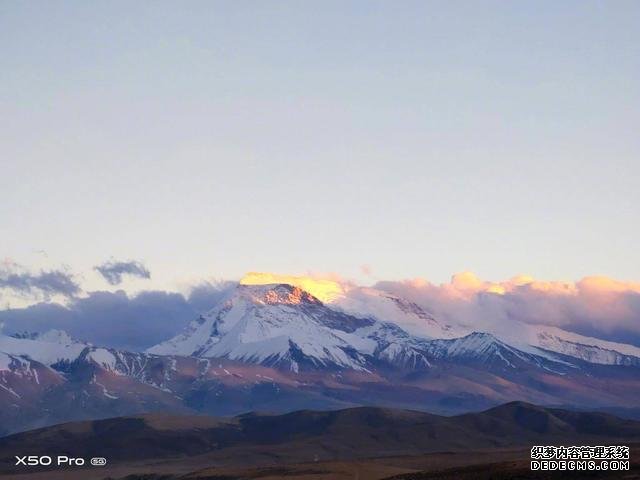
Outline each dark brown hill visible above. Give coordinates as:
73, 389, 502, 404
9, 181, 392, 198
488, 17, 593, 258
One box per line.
1, 402, 639, 475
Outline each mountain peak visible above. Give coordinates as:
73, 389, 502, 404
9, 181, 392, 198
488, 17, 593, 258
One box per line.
238, 283, 322, 306
240, 272, 344, 302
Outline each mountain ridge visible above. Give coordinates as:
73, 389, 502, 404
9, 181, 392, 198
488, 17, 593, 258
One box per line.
1, 401, 639, 471
1, 279, 640, 436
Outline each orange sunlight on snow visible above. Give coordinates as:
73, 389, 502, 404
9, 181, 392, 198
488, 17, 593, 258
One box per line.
240, 272, 345, 302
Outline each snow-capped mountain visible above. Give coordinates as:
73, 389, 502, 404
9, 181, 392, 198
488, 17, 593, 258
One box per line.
149, 277, 640, 372
150, 283, 377, 371
239, 272, 466, 339
419, 332, 573, 372
7, 276, 634, 377
484, 322, 640, 367
0, 329, 165, 381
329, 287, 466, 339
2, 273, 640, 435
0, 329, 87, 366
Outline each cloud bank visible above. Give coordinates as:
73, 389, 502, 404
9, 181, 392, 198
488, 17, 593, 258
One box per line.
0, 262, 80, 300
0, 282, 236, 351
1, 266, 639, 350
375, 273, 640, 347
94, 260, 151, 285
187, 280, 238, 312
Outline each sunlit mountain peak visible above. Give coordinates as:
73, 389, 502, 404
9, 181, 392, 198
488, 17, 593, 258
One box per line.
240, 272, 345, 303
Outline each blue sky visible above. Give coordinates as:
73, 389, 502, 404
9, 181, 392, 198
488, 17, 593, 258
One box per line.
1, 1, 639, 293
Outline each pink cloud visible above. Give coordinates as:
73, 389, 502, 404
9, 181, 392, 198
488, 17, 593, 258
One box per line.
375, 273, 640, 346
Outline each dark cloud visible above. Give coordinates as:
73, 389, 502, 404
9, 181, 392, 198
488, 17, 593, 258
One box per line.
0, 265, 80, 299
94, 260, 151, 285
0, 281, 236, 351
187, 281, 237, 312
0, 290, 196, 351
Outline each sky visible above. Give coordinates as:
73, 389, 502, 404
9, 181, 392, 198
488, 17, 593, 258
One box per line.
1, 0, 639, 295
